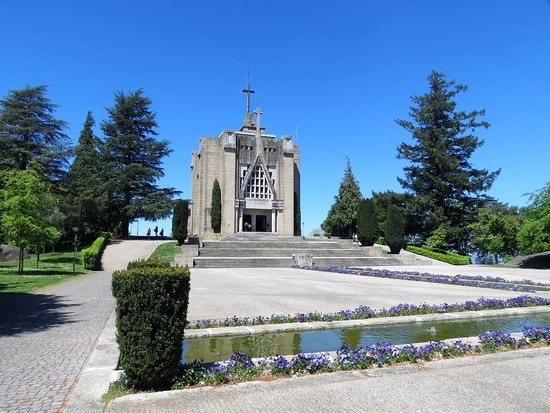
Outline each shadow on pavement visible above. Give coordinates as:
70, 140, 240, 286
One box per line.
0, 293, 79, 336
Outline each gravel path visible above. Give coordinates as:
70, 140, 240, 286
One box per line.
0, 240, 165, 413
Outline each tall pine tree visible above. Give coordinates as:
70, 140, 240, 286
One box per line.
322, 159, 362, 238
0, 85, 70, 184
396, 71, 500, 252
101, 89, 178, 237
65, 112, 102, 237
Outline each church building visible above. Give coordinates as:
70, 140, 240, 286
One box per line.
190, 86, 300, 239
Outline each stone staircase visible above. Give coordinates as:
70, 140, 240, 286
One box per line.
191, 233, 428, 268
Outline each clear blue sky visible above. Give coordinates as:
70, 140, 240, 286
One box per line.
1, 0, 549, 236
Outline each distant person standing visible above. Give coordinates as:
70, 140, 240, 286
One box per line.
159, 228, 164, 237
147, 228, 151, 237
154, 226, 158, 236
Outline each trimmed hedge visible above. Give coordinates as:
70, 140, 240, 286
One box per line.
112, 265, 191, 389
126, 258, 171, 270
406, 245, 471, 265
82, 236, 108, 270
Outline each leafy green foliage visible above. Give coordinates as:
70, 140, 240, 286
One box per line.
100, 89, 178, 237
172, 199, 189, 245
210, 179, 221, 233
406, 245, 471, 265
0, 85, 70, 184
82, 236, 108, 270
322, 159, 362, 237
518, 183, 550, 254
385, 205, 405, 254
371, 191, 419, 238
64, 111, 103, 238
396, 71, 500, 251
112, 265, 191, 389
469, 204, 521, 263
427, 224, 448, 251
357, 198, 379, 246
0, 168, 61, 272
126, 258, 171, 269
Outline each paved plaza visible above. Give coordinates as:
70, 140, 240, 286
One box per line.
186, 266, 550, 321
0, 240, 165, 413
1, 240, 549, 412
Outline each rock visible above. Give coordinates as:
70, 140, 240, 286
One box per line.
507, 251, 550, 269
0, 245, 29, 262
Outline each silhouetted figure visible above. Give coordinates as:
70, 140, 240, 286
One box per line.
159, 228, 164, 237
154, 226, 158, 236
147, 228, 151, 237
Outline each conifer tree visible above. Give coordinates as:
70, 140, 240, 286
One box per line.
101, 89, 178, 237
357, 198, 379, 246
385, 205, 405, 254
322, 159, 362, 238
0, 85, 70, 184
396, 71, 500, 252
210, 179, 221, 233
172, 199, 189, 245
65, 112, 102, 237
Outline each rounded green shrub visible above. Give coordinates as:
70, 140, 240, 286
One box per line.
82, 236, 108, 270
112, 265, 191, 389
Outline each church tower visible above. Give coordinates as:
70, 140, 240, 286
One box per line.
190, 86, 300, 239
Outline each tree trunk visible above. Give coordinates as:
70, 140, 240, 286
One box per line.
18, 247, 24, 273
121, 218, 130, 238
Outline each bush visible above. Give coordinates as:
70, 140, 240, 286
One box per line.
357, 198, 379, 246
82, 235, 108, 270
211, 179, 221, 233
112, 265, 191, 389
385, 205, 405, 254
172, 199, 189, 245
126, 258, 171, 270
406, 245, 471, 265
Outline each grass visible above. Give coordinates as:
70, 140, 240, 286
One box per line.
0, 250, 86, 293
148, 242, 181, 263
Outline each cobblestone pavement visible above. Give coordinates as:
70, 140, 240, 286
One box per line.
0, 240, 165, 413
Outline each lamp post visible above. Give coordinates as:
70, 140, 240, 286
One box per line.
72, 227, 78, 273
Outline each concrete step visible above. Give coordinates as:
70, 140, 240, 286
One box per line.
198, 248, 383, 257
193, 257, 294, 268
192, 256, 405, 268
202, 240, 343, 250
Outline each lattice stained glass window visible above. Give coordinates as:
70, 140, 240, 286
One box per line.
240, 164, 275, 199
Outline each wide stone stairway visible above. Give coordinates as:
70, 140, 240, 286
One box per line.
191, 232, 429, 268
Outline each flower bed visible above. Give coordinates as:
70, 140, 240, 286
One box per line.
292, 265, 549, 292
187, 295, 550, 329
158, 326, 549, 388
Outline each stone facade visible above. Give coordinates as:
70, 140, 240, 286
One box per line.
190, 100, 300, 239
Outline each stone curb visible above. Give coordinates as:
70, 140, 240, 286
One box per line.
185, 305, 550, 338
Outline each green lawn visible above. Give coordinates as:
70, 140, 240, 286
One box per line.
148, 242, 181, 262
0, 250, 86, 293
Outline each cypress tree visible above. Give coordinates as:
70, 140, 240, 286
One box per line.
172, 199, 189, 245
357, 198, 379, 246
385, 205, 405, 254
211, 179, 221, 233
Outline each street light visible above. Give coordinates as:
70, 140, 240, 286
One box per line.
72, 227, 78, 273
